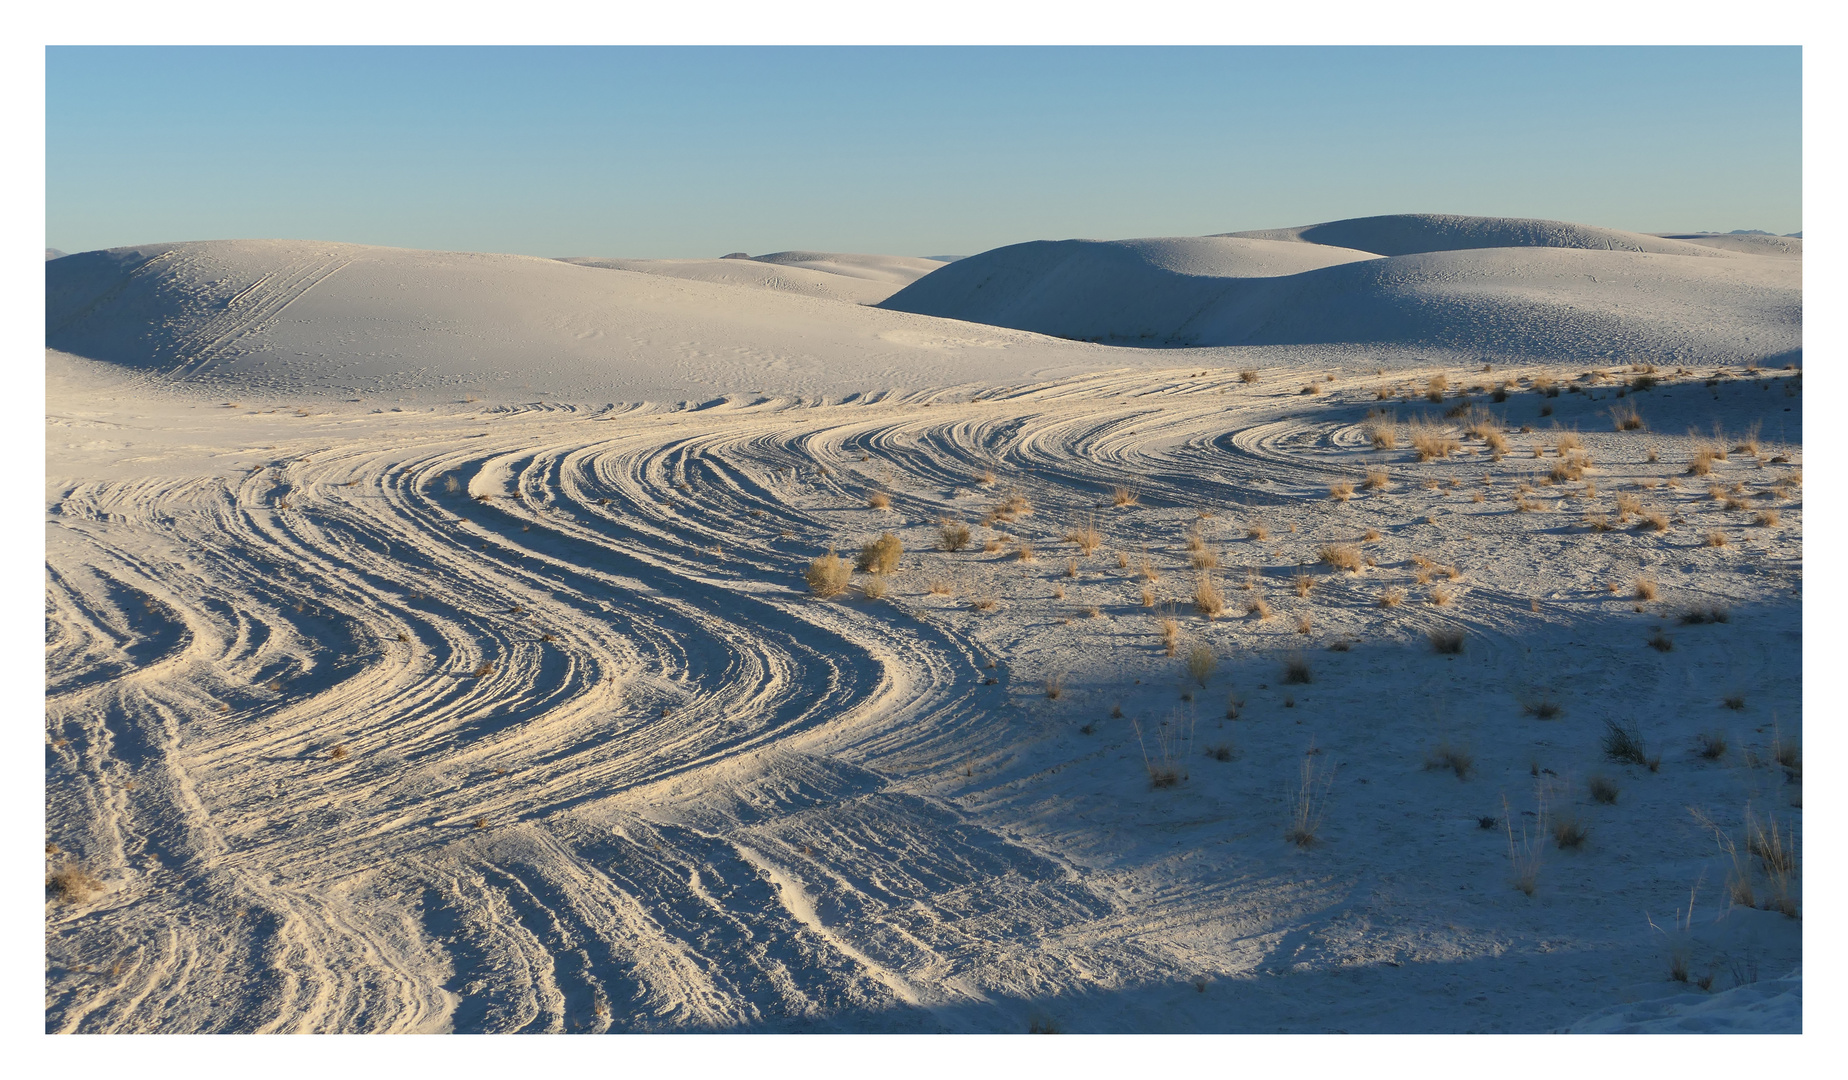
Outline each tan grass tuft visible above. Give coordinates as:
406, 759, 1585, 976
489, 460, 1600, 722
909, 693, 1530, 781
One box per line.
1318, 545, 1363, 572
1329, 481, 1355, 502
1377, 587, 1405, 608
857, 532, 903, 574
1111, 485, 1141, 507
806, 548, 854, 598
938, 519, 973, 552
1193, 574, 1227, 618
866, 490, 892, 510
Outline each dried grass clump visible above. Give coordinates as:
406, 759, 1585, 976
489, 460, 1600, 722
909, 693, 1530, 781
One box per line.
982, 537, 1004, 554
1522, 695, 1561, 719
1425, 374, 1449, 402
1186, 644, 1217, 686
938, 519, 973, 552
1014, 541, 1037, 563
1589, 774, 1620, 804
1293, 574, 1314, 598
1286, 756, 1336, 845
928, 578, 955, 596
1428, 586, 1455, 607
1428, 627, 1464, 652
1111, 485, 1141, 507
1553, 812, 1591, 850
1377, 587, 1405, 608
975, 468, 997, 486
969, 593, 999, 612
1134, 712, 1195, 789
1362, 466, 1389, 490
1584, 514, 1613, 532
987, 494, 1034, 523
1639, 508, 1670, 532
1240, 368, 1260, 383
861, 575, 890, 600
1139, 553, 1162, 582
1424, 743, 1473, 779
1754, 509, 1779, 527
1697, 731, 1728, 759
1318, 545, 1363, 572
1044, 674, 1064, 699
1732, 423, 1762, 457
1648, 632, 1675, 652
1282, 652, 1313, 684
1244, 596, 1273, 621
806, 547, 854, 598
1610, 403, 1645, 431
1328, 481, 1355, 502
47, 861, 105, 905
857, 532, 904, 574
1193, 574, 1227, 618
866, 490, 892, 510
1140, 584, 1157, 607
1602, 718, 1651, 765
1687, 447, 1719, 476
1064, 521, 1103, 555
1157, 615, 1181, 655
1554, 430, 1584, 455
1296, 613, 1313, 634
1365, 412, 1398, 449
1483, 430, 1509, 459
1190, 548, 1220, 570
1409, 418, 1459, 461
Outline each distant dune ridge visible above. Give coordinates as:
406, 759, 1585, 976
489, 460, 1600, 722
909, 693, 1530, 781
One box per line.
46, 213, 1799, 401
879, 213, 1800, 359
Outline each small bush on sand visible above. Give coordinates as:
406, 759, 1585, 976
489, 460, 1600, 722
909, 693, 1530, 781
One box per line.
1633, 577, 1658, 601
1648, 632, 1674, 652
1409, 418, 1459, 461
1697, 731, 1728, 760
1610, 403, 1645, 431
1246, 523, 1270, 541
1704, 530, 1728, 548
1293, 574, 1314, 597
1286, 756, 1337, 846
1425, 374, 1449, 402
1428, 628, 1464, 653
806, 547, 853, 597
1239, 368, 1259, 384
1157, 615, 1181, 655
47, 861, 104, 905
1134, 712, 1195, 788
1064, 521, 1103, 555
1319, 545, 1363, 572
1602, 718, 1650, 766
1505, 795, 1545, 895
1554, 812, 1591, 850
1522, 695, 1561, 719
1589, 774, 1620, 804
1425, 742, 1473, 779
1377, 587, 1405, 608
1363, 466, 1389, 490
857, 532, 903, 574
1044, 674, 1064, 699
1282, 652, 1313, 684
861, 574, 889, 600
1186, 644, 1217, 686
1366, 415, 1398, 450
938, 519, 972, 552
1193, 574, 1227, 618
1244, 595, 1272, 620
1111, 485, 1141, 507
866, 490, 892, 510
1329, 481, 1354, 502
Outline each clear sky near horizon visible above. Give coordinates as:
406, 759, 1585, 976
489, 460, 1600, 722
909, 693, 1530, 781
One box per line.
46, 46, 1801, 258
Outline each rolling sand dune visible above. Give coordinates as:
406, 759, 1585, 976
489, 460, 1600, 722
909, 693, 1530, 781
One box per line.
881, 215, 1800, 357
557, 250, 942, 306
45, 216, 1802, 1033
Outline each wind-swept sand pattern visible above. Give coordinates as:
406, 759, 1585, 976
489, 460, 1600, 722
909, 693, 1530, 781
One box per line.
47, 342, 1801, 1031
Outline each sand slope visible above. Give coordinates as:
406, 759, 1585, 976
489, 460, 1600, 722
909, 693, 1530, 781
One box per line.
46, 240, 1115, 402
880, 215, 1799, 358
557, 250, 942, 306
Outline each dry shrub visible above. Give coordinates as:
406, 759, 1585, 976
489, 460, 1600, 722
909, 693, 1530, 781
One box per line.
1703, 530, 1728, 548
982, 538, 1004, 554
1554, 811, 1591, 850
1365, 412, 1398, 449
1296, 613, 1313, 635
1602, 719, 1651, 765
1755, 509, 1780, 527
938, 519, 972, 552
1286, 756, 1336, 845
1697, 731, 1728, 759
1428, 627, 1463, 652
1193, 574, 1227, 618
990, 494, 1034, 521
1239, 368, 1260, 383
1632, 576, 1659, 601
1044, 673, 1064, 699
1615, 493, 1641, 521
1409, 418, 1459, 461
1649, 632, 1674, 652
866, 490, 892, 510
47, 861, 104, 905
1111, 485, 1141, 507
857, 532, 903, 574
1429, 586, 1455, 607
1134, 712, 1195, 788
1732, 423, 1762, 457
1584, 514, 1612, 532
1589, 774, 1620, 804
1246, 523, 1270, 541
472, 660, 496, 678
1063, 559, 1079, 579
1244, 595, 1273, 620
1140, 584, 1157, 607
1157, 614, 1181, 654
1513, 496, 1542, 513
1377, 587, 1405, 608
1300, 383, 1322, 396
1610, 403, 1645, 431
806, 548, 854, 597
1064, 520, 1103, 555
1426, 374, 1449, 402
1425, 743, 1473, 779
1318, 544, 1363, 572
1687, 447, 1718, 476
1282, 652, 1313, 684
1553, 430, 1584, 455
1117, 551, 1131, 569
1483, 430, 1509, 459
1014, 541, 1037, 563
1186, 644, 1217, 686
969, 593, 999, 612
928, 578, 955, 596
1639, 508, 1670, 531
1293, 574, 1314, 598
1329, 481, 1355, 502
1052, 582, 1065, 600
1363, 466, 1389, 490
1139, 554, 1162, 582
1413, 564, 1433, 585
1190, 548, 1220, 570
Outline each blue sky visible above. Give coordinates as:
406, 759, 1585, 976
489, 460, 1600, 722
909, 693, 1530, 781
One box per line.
46, 46, 1801, 257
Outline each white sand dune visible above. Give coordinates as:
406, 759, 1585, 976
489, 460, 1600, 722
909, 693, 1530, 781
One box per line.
880, 214, 1800, 359
557, 250, 942, 306
45, 216, 1802, 1033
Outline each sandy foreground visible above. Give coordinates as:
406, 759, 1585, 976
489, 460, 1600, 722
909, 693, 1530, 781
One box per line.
44, 222, 1801, 1033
